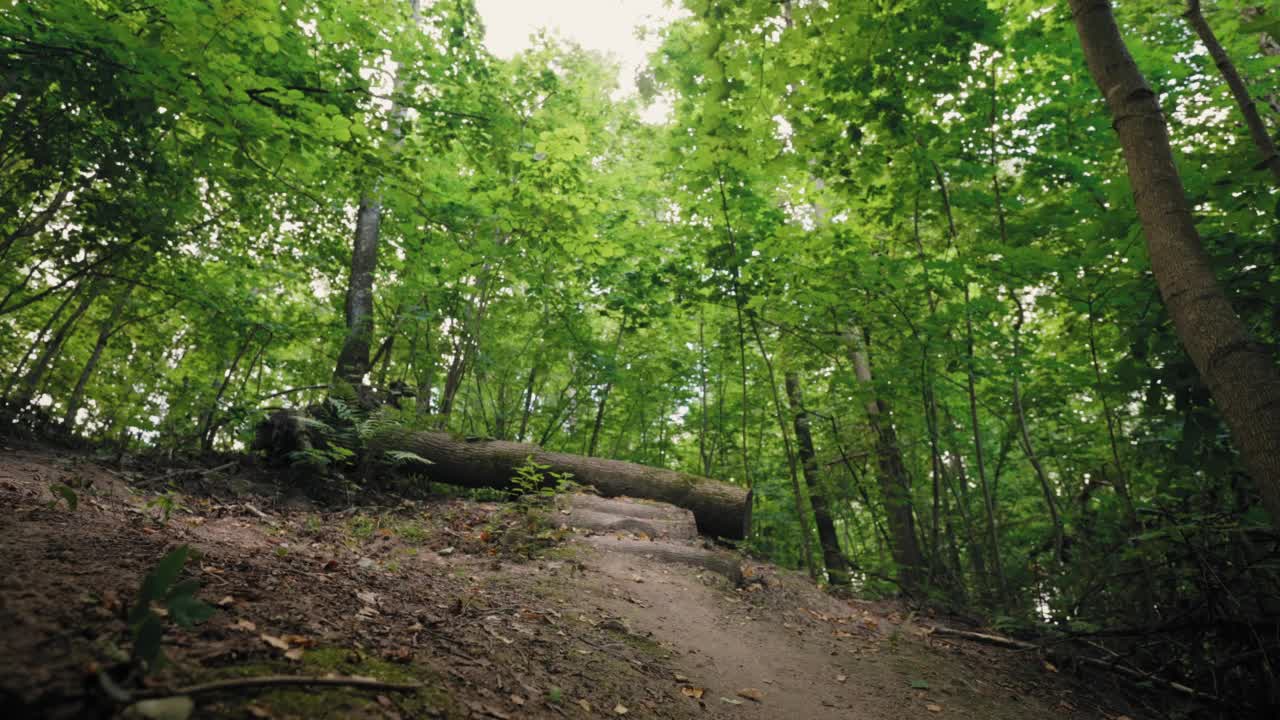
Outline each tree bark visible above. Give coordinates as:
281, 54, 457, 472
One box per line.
749, 317, 816, 579
846, 327, 926, 590
365, 426, 751, 539
333, 194, 382, 389
1182, 1, 1280, 184
587, 320, 626, 457
12, 277, 101, 410
62, 279, 136, 429
1069, 0, 1280, 527
332, 0, 421, 390
785, 371, 849, 585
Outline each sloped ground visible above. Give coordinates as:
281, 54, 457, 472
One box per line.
0, 442, 1151, 719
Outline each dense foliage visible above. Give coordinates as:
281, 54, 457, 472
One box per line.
3, 0, 1280, 714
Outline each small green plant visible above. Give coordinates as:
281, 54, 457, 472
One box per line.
50, 484, 78, 511
348, 514, 377, 540
128, 546, 214, 671
397, 521, 427, 544
302, 514, 323, 535
145, 486, 182, 524
510, 455, 576, 499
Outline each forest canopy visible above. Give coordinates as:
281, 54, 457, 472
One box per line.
3, 0, 1280, 711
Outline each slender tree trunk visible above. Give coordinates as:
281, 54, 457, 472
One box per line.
517, 362, 539, 442
846, 327, 926, 591
1070, 0, 1280, 528
1182, 1, 1280, 185
988, 79, 1065, 563
333, 0, 421, 390
786, 371, 849, 585
716, 171, 753, 491
12, 277, 101, 410
935, 158, 1008, 605
748, 317, 816, 579
587, 320, 626, 457
200, 329, 258, 452
334, 195, 382, 389
1011, 297, 1064, 561
698, 309, 713, 476
62, 280, 136, 430
2, 281, 83, 402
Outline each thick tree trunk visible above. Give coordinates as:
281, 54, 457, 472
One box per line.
785, 371, 849, 585
365, 427, 751, 539
1070, 0, 1280, 527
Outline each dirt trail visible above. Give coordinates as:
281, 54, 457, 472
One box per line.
561, 504, 1100, 720
0, 444, 1145, 719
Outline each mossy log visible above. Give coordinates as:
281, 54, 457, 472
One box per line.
367, 427, 750, 539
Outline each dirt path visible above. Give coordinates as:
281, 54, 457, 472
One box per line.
0, 444, 1146, 719
564, 523, 1104, 720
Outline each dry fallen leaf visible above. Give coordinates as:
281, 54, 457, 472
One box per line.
245, 704, 272, 718
720, 697, 743, 705
231, 619, 256, 632
673, 673, 689, 682
926, 703, 943, 713
680, 687, 705, 699
284, 648, 304, 662
510, 695, 525, 706
216, 595, 235, 607
613, 703, 628, 715
577, 699, 592, 712
736, 688, 764, 702
260, 634, 289, 651
836, 674, 848, 683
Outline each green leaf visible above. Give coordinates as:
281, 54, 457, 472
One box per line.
263, 35, 280, 54
166, 593, 215, 628
910, 679, 930, 689
132, 546, 191, 623
51, 484, 78, 511
132, 614, 166, 668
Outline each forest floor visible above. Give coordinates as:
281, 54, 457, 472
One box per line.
1, 441, 1152, 720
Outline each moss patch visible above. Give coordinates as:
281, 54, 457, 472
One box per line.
197, 647, 456, 719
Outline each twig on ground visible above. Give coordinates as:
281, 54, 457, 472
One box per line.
137, 674, 421, 699
928, 625, 1222, 704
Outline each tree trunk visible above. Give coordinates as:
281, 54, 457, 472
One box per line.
846, 327, 926, 591
748, 317, 816, 579
588, 320, 626, 457
785, 371, 849, 585
62, 279, 136, 430
365, 426, 751, 539
1182, 1, 1280, 185
1, 281, 84, 403
333, 0, 421, 390
12, 277, 101, 410
1070, 0, 1280, 527
333, 194, 381, 389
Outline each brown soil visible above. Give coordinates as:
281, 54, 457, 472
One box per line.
0, 442, 1154, 719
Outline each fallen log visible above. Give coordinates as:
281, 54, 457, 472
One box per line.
367, 427, 751, 539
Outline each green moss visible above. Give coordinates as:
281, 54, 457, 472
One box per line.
347, 514, 377, 540
396, 521, 427, 544
198, 647, 456, 719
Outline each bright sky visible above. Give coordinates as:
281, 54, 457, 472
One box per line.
472, 0, 681, 122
